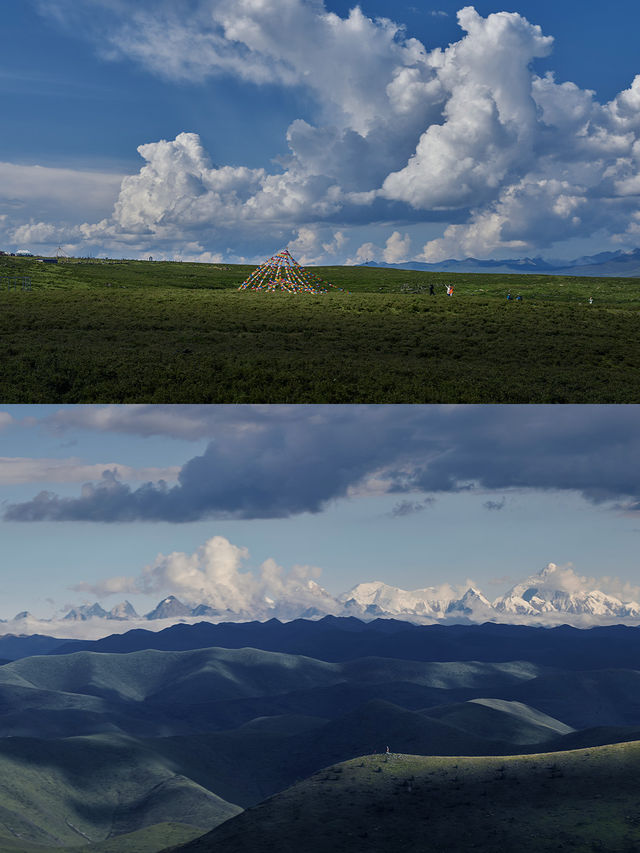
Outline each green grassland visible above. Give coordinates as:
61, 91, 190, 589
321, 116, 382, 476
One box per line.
0, 732, 241, 851
1, 255, 639, 402
0, 823, 203, 853
0, 823, 204, 853
168, 742, 640, 853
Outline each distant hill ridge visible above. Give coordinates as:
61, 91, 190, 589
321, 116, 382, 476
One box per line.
360, 247, 640, 277
44, 618, 640, 673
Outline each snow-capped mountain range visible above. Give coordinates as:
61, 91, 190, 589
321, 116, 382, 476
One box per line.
338, 564, 640, 624
3, 565, 640, 638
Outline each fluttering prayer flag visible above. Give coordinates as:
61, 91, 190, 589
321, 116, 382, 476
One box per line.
238, 248, 348, 294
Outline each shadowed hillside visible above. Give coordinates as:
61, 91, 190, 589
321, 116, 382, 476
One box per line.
0, 648, 543, 738
421, 697, 574, 745
0, 633, 640, 852
51, 618, 640, 671
0, 733, 241, 850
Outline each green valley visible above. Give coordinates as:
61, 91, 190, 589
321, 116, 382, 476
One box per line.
0, 624, 639, 851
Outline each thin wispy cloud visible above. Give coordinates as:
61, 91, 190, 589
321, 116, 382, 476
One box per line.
0, 457, 179, 485
45, 403, 219, 440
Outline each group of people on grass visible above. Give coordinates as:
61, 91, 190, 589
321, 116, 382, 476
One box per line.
425, 283, 595, 304
427, 283, 454, 295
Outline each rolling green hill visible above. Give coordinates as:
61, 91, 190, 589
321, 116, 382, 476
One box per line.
165, 742, 640, 853
507, 668, 640, 729
0, 823, 204, 853
0, 649, 544, 738
144, 699, 514, 810
2, 642, 640, 852
0, 733, 241, 850
422, 697, 575, 745
2, 255, 640, 402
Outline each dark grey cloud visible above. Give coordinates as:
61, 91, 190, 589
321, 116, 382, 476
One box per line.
389, 499, 434, 518
5, 405, 640, 522
483, 498, 506, 511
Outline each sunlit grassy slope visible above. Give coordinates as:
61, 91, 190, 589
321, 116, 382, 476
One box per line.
167, 742, 640, 853
1, 255, 639, 402
0, 823, 204, 853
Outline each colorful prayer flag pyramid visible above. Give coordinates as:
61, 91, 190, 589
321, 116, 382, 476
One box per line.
238, 248, 348, 294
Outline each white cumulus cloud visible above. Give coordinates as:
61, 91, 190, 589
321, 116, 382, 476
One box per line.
81, 534, 339, 618
4, 2, 640, 261
383, 231, 412, 263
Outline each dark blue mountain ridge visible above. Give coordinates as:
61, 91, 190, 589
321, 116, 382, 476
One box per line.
360, 247, 640, 277
45, 617, 640, 671
0, 633, 85, 660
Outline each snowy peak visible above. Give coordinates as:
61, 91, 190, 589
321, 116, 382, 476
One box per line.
64, 601, 139, 621
338, 566, 640, 624
64, 603, 109, 621
191, 604, 222, 618
31, 563, 640, 631
340, 581, 449, 618
494, 563, 640, 619
108, 601, 138, 620
445, 587, 493, 616
145, 595, 192, 620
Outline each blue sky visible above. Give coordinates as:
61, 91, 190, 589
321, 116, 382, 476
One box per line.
2, 0, 640, 263
1, 404, 639, 621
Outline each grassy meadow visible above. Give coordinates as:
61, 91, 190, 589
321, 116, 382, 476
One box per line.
170, 743, 640, 853
0, 255, 639, 402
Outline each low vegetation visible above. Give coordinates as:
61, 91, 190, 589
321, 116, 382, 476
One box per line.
0, 733, 240, 851
0, 823, 203, 853
1, 255, 639, 402
168, 743, 640, 853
